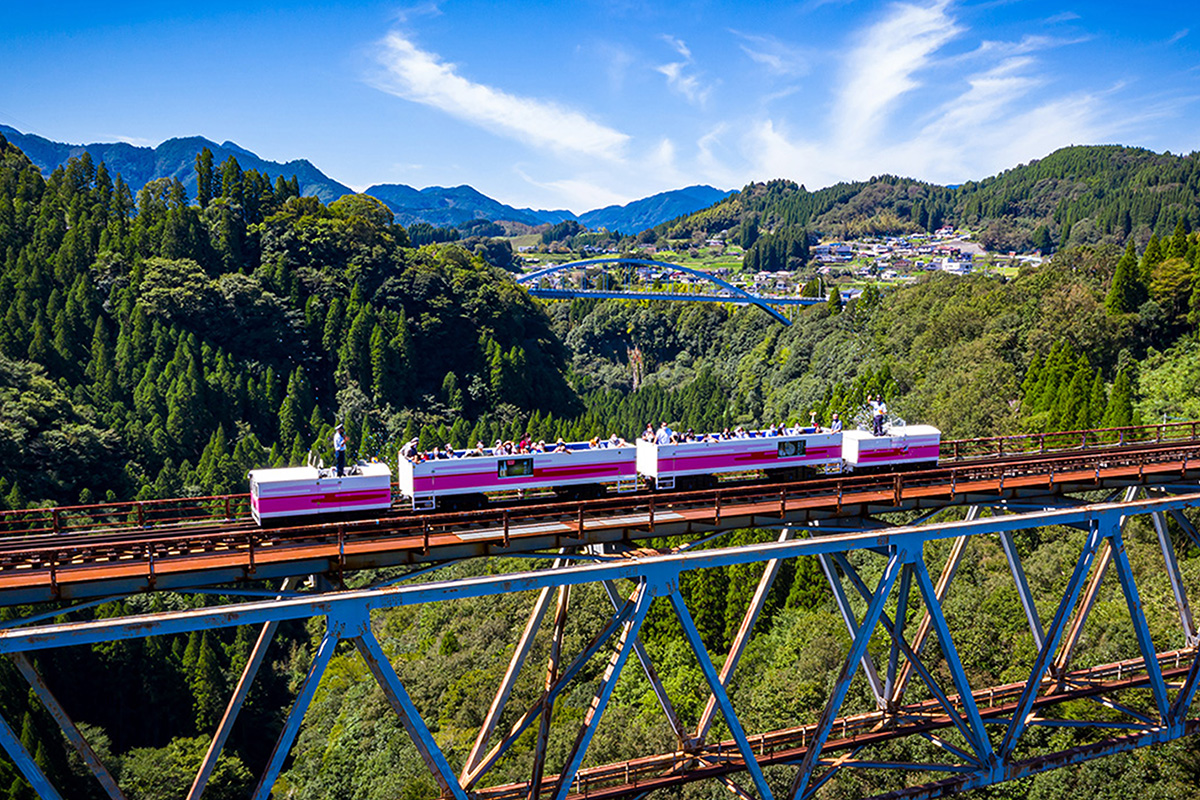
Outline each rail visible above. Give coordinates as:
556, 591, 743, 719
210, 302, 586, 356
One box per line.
0, 438, 1197, 602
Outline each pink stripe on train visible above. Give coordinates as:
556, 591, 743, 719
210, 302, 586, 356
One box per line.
854, 444, 940, 463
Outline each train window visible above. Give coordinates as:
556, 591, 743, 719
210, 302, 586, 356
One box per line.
777, 440, 807, 458
498, 458, 535, 478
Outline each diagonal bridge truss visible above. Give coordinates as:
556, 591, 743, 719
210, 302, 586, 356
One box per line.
1, 482, 1200, 798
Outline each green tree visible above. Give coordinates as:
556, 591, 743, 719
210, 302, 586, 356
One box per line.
1105, 239, 1146, 314
826, 285, 842, 315
195, 147, 214, 209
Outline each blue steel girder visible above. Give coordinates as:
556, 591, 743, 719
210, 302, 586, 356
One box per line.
1, 491, 1200, 800
516, 257, 795, 325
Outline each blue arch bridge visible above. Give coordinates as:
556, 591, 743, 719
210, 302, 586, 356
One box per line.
0, 424, 1200, 798
516, 258, 839, 325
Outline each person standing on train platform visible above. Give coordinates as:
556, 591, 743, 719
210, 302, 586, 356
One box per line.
333, 423, 347, 477
655, 422, 674, 445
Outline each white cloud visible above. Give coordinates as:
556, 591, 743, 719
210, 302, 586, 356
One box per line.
370, 31, 630, 160
656, 35, 713, 107
1167, 29, 1189, 46
834, 0, 962, 150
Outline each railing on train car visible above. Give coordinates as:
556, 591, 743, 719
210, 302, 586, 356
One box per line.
939, 420, 1200, 461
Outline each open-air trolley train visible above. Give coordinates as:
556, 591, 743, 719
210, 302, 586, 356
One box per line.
248, 425, 941, 525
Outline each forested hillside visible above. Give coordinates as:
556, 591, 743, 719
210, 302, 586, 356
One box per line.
655, 144, 1200, 260
0, 134, 575, 510
3, 133, 1200, 799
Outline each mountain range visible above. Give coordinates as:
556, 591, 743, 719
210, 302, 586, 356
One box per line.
0, 125, 731, 234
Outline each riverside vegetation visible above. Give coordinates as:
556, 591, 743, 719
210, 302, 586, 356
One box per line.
2, 132, 1200, 797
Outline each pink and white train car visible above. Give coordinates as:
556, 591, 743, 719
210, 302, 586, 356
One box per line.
248, 463, 393, 524
636, 432, 844, 490
397, 444, 638, 510
841, 425, 941, 470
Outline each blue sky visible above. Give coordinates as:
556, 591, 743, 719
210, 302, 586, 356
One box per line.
2, 1, 1198, 212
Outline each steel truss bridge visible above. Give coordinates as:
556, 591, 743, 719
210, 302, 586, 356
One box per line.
515, 258, 829, 325
3, 423, 1200, 799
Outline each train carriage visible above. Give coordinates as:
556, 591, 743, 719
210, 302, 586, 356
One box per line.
636, 431, 844, 490
397, 443, 638, 510
248, 462, 393, 524
841, 425, 941, 470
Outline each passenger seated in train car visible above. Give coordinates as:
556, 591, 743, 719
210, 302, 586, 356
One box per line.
721, 427, 732, 440
442, 443, 456, 459
400, 437, 420, 461
588, 436, 600, 449
553, 438, 571, 454
830, 413, 843, 433
532, 439, 547, 453
465, 441, 486, 457
683, 428, 696, 442
641, 424, 654, 442
520, 432, 532, 452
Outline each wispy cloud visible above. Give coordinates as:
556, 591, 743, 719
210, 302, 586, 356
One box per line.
370, 31, 630, 160
1167, 29, 1189, 46
731, 30, 809, 78
656, 35, 713, 106
110, 134, 155, 147
740, 1, 1113, 188
834, 0, 962, 149
1045, 11, 1081, 24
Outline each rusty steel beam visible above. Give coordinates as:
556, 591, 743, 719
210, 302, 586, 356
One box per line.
2, 442, 1200, 606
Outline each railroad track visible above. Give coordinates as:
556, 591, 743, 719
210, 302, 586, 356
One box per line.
0, 436, 1198, 604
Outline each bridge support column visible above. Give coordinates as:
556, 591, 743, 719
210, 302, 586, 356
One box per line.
999, 530, 1046, 651
889, 509, 975, 706
530, 584, 570, 799
464, 555, 567, 781
669, 586, 774, 800
790, 549, 903, 799
552, 581, 652, 800
602, 579, 685, 742
694, 527, 795, 745
1000, 518, 1106, 759
252, 617, 341, 800
0, 707, 61, 800
10, 652, 117, 799
189, 576, 299, 800
819, 553, 886, 709
1150, 510, 1196, 645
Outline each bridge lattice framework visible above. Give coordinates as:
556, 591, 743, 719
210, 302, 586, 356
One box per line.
2, 481, 1200, 799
